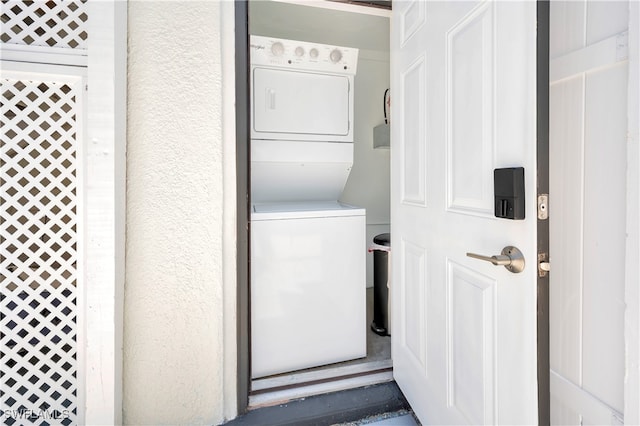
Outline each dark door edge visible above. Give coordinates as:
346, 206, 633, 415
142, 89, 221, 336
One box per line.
536, 1, 551, 425
235, 0, 251, 416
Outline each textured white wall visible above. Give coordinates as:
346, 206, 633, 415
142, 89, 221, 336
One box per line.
125, 2, 226, 424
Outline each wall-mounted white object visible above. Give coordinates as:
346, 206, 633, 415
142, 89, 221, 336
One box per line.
373, 123, 390, 149
374, 88, 391, 148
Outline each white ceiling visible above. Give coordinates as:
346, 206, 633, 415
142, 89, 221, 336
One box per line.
249, 0, 390, 52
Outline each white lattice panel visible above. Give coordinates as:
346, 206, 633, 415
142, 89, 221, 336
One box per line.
1, 76, 80, 426
1, 1, 87, 50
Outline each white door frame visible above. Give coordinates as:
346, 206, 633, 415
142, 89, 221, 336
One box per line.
84, 2, 127, 424
624, 2, 640, 424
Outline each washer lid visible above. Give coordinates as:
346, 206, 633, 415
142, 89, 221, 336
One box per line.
252, 201, 365, 220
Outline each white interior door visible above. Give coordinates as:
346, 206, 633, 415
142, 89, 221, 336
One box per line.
391, 1, 539, 424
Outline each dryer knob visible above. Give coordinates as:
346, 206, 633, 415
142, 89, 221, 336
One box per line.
271, 42, 285, 56
295, 46, 305, 57
330, 49, 343, 63
309, 48, 319, 59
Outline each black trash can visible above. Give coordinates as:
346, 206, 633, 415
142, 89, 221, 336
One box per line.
371, 233, 391, 336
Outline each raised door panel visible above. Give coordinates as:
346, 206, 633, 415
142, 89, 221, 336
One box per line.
399, 239, 427, 372
400, 56, 427, 206
446, 3, 494, 216
447, 262, 496, 425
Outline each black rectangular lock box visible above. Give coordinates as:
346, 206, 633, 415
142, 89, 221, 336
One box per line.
494, 167, 525, 220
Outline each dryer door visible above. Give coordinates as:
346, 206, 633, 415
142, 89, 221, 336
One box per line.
252, 68, 352, 141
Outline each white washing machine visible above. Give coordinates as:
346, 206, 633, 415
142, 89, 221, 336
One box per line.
251, 202, 365, 378
250, 36, 366, 378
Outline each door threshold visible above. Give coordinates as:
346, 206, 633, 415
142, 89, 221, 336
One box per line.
249, 359, 393, 409
225, 381, 410, 426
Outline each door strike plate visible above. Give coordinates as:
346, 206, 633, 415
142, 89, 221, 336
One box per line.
538, 252, 550, 278
537, 194, 549, 220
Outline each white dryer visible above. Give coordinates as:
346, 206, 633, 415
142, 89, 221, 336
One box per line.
250, 35, 357, 143
249, 36, 366, 378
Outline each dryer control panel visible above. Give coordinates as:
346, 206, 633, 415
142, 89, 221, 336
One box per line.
250, 35, 359, 75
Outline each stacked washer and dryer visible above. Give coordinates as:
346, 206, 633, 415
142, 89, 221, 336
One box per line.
250, 35, 366, 378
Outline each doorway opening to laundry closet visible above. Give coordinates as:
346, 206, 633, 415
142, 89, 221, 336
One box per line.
246, 0, 393, 408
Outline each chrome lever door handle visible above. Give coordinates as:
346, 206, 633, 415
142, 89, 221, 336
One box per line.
466, 252, 511, 266
466, 246, 525, 273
